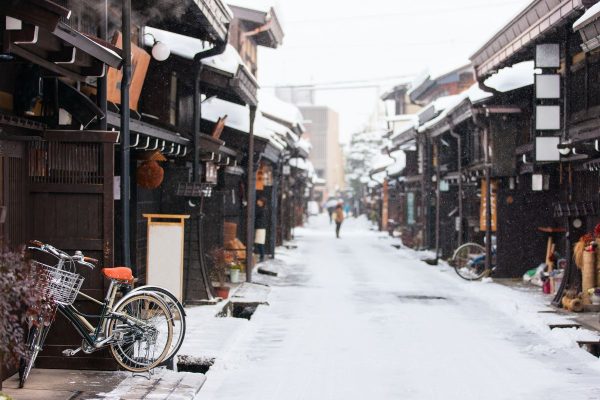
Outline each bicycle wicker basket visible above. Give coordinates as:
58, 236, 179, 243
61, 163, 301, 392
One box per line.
31, 260, 84, 306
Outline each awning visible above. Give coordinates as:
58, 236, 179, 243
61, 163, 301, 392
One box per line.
2, 1, 122, 81
200, 97, 285, 157
142, 27, 258, 106
107, 112, 190, 157
134, 0, 231, 44
573, 2, 600, 51
470, 0, 586, 79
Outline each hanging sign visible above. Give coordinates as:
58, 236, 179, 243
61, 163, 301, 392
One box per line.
107, 32, 151, 111
480, 179, 497, 232
407, 192, 415, 225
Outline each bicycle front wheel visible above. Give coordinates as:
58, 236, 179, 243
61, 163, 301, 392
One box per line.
131, 286, 186, 364
19, 320, 51, 388
452, 242, 487, 281
108, 293, 173, 372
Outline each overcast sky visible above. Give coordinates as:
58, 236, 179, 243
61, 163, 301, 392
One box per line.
256, 0, 532, 143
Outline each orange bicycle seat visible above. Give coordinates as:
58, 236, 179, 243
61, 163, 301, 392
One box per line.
102, 267, 134, 283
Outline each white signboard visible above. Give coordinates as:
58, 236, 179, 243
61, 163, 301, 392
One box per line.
535, 74, 560, 99
536, 105, 561, 130
144, 214, 189, 302
535, 136, 560, 162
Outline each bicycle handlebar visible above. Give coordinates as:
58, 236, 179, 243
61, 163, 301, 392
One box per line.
28, 241, 96, 270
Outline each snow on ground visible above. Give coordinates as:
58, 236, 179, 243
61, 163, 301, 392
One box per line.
191, 214, 600, 399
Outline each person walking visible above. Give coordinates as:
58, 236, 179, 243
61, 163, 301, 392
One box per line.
255, 197, 268, 262
334, 203, 344, 238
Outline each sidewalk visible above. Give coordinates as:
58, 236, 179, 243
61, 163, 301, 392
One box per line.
2, 276, 278, 400
2, 368, 205, 400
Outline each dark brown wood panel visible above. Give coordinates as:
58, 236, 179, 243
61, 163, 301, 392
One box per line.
27, 139, 116, 370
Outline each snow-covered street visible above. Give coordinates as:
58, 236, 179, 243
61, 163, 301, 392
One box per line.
191, 214, 600, 399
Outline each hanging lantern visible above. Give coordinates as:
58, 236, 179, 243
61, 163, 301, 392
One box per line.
136, 150, 167, 189
137, 160, 164, 189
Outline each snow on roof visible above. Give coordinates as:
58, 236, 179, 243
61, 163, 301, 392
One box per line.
202, 44, 244, 75
386, 151, 406, 177
389, 120, 417, 141
296, 138, 312, 154
142, 28, 254, 85
385, 114, 418, 123
258, 91, 305, 131
289, 157, 310, 171
143, 26, 211, 60
201, 97, 285, 150
202, 97, 250, 132
484, 61, 534, 93
227, 0, 272, 14
467, 83, 493, 103
573, 2, 600, 31
418, 93, 468, 132
370, 153, 394, 171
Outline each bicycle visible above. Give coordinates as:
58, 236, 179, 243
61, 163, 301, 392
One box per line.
19, 241, 174, 388
128, 285, 186, 366
450, 242, 496, 281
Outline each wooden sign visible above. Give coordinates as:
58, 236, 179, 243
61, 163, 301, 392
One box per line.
144, 214, 189, 302
480, 179, 497, 232
106, 32, 151, 111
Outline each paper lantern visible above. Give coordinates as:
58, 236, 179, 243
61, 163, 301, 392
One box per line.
137, 160, 164, 189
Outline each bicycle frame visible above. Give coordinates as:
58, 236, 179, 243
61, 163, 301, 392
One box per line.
57, 281, 156, 352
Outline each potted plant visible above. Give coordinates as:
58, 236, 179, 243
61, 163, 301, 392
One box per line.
208, 247, 230, 299
587, 287, 600, 305
0, 249, 47, 389
229, 262, 242, 284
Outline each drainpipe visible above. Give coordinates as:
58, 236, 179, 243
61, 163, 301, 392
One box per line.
97, 0, 108, 131
120, 0, 132, 268
192, 36, 228, 182
189, 37, 228, 300
449, 126, 463, 246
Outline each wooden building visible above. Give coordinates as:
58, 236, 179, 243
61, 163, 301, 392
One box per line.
0, 0, 234, 375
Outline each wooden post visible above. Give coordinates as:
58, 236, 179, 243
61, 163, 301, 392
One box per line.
246, 106, 257, 282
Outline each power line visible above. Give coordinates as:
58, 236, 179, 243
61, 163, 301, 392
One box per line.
263, 74, 415, 89
284, 0, 527, 24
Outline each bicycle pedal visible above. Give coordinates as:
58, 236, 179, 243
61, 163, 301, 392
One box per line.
62, 347, 81, 357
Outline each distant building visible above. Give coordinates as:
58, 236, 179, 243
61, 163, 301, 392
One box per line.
408, 64, 475, 106
275, 86, 315, 106
299, 105, 345, 200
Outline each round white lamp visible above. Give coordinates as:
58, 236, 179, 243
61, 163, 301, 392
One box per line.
151, 41, 170, 61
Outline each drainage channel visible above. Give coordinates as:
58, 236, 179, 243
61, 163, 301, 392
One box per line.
177, 355, 215, 374
217, 301, 266, 320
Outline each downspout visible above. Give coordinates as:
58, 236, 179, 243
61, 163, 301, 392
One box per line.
189, 37, 228, 301
449, 126, 463, 246
553, 27, 573, 306
120, 0, 132, 268
193, 36, 228, 182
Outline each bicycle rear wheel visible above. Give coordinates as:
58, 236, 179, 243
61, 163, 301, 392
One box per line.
452, 242, 487, 281
108, 293, 173, 372
131, 286, 186, 363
